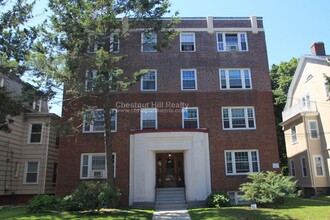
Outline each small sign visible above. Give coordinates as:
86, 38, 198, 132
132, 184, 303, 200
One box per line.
272, 163, 280, 169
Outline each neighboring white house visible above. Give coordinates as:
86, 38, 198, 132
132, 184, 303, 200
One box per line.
281, 42, 330, 196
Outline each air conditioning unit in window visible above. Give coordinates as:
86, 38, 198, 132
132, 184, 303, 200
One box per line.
227, 45, 238, 51
92, 170, 104, 178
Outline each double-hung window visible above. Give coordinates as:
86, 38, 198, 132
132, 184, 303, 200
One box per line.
85, 70, 97, 91
180, 33, 195, 52
309, 121, 319, 139
83, 109, 117, 133
301, 94, 311, 109
141, 70, 157, 91
33, 99, 42, 112
182, 107, 199, 128
220, 69, 252, 89
141, 108, 157, 129
80, 153, 116, 179
181, 69, 197, 90
24, 161, 39, 184
301, 157, 308, 177
88, 34, 104, 53
222, 107, 256, 130
313, 155, 325, 176
29, 123, 43, 143
225, 150, 259, 175
290, 160, 295, 176
217, 32, 248, 51
291, 126, 297, 143
110, 33, 119, 52
142, 33, 157, 52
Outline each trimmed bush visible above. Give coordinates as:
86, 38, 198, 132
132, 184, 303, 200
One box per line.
206, 192, 230, 208
27, 195, 62, 213
63, 181, 121, 211
239, 171, 298, 207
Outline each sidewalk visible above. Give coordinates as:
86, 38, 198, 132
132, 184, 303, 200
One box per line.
152, 208, 191, 220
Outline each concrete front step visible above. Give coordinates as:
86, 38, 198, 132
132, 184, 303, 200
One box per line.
155, 188, 187, 210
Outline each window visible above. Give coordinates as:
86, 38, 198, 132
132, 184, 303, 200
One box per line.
14, 162, 19, 177
52, 162, 58, 184
301, 94, 311, 109
83, 109, 117, 133
85, 70, 97, 91
225, 150, 259, 175
222, 107, 256, 130
141, 70, 157, 91
110, 33, 119, 52
180, 33, 195, 52
217, 32, 248, 51
313, 155, 325, 176
309, 121, 319, 139
141, 108, 157, 129
181, 69, 197, 90
227, 192, 248, 205
301, 157, 307, 177
220, 69, 252, 89
290, 160, 295, 176
33, 99, 41, 112
88, 34, 104, 53
29, 123, 42, 143
291, 126, 297, 143
325, 81, 330, 98
142, 33, 157, 52
182, 107, 199, 128
0, 77, 4, 87
80, 153, 116, 179
24, 161, 39, 184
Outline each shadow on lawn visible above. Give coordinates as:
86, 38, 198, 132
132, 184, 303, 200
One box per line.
276, 198, 330, 209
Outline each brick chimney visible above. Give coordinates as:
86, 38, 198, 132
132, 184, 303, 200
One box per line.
311, 42, 326, 56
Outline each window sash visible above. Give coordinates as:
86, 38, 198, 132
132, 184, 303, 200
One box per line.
25, 162, 39, 183
291, 126, 297, 143
309, 121, 319, 139
141, 108, 157, 129
30, 124, 42, 143
313, 156, 324, 176
225, 150, 259, 175
110, 33, 119, 52
182, 108, 199, 128
290, 160, 295, 176
80, 153, 116, 179
220, 69, 251, 89
141, 70, 156, 91
217, 33, 248, 51
83, 109, 117, 132
181, 70, 197, 90
301, 158, 307, 177
142, 33, 157, 52
222, 107, 255, 130
180, 33, 195, 51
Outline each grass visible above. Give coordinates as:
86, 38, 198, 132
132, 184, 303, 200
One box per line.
313, 195, 330, 202
0, 206, 154, 220
189, 198, 330, 220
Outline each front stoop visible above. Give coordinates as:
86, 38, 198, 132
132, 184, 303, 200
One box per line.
155, 187, 187, 210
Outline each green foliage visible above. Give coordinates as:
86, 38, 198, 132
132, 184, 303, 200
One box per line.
206, 192, 231, 208
269, 58, 298, 167
239, 171, 298, 207
27, 195, 62, 213
63, 181, 121, 211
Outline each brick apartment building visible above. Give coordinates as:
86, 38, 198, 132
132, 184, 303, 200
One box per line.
56, 16, 280, 207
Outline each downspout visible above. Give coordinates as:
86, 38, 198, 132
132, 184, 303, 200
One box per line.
43, 122, 51, 194
302, 114, 317, 196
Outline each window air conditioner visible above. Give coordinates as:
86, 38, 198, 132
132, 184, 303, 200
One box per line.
227, 45, 238, 51
92, 170, 104, 178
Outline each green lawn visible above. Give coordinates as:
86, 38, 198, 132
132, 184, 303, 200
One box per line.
313, 196, 330, 202
0, 207, 154, 220
189, 198, 330, 220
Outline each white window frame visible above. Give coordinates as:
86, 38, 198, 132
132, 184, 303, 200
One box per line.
291, 126, 298, 144
182, 107, 199, 129
225, 150, 260, 175
313, 155, 325, 177
85, 70, 97, 92
222, 107, 256, 130
83, 109, 117, 133
180, 33, 196, 52
28, 122, 43, 144
141, 70, 157, 91
181, 69, 197, 90
289, 159, 295, 176
217, 32, 248, 52
300, 157, 308, 177
301, 93, 311, 109
141, 33, 157, 52
140, 108, 157, 129
308, 120, 319, 139
23, 161, 39, 184
110, 33, 119, 52
32, 99, 42, 112
219, 69, 252, 90
227, 191, 248, 205
80, 153, 116, 179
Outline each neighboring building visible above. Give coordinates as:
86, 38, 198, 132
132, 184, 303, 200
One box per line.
0, 73, 60, 205
281, 42, 330, 196
56, 16, 280, 207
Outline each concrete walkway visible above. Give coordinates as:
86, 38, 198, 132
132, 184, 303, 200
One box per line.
152, 209, 191, 220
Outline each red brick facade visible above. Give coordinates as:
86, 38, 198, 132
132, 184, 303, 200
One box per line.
56, 17, 280, 206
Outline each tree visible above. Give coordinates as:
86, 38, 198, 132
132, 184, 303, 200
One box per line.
33, 0, 179, 186
0, 0, 39, 132
270, 58, 298, 171
325, 74, 330, 100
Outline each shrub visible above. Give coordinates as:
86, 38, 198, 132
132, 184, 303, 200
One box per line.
239, 171, 298, 207
206, 192, 230, 208
63, 181, 121, 211
27, 195, 62, 213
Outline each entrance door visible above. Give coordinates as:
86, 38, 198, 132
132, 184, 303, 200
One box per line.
156, 153, 184, 188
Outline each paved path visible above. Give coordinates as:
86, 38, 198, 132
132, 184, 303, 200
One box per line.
152, 209, 191, 220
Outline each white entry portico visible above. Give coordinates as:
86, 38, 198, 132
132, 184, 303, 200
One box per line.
129, 130, 211, 205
